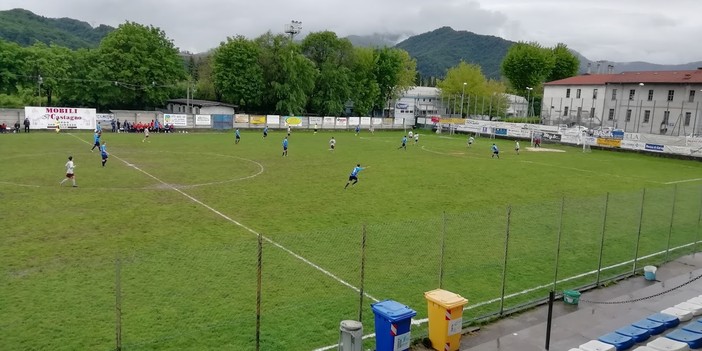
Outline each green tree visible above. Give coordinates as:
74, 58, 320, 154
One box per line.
194, 55, 218, 101
548, 43, 580, 82
60, 48, 102, 108
23, 43, 73, 105
301, 31, 353, 67
349, 47, 380, 116
437, 61, 507, 117
213, 36, 265, 109
0, 39, 25, 96
95, 21, 186, 109
501, 42, 555, 92
271, 45, 317, 115
374, 47, 417, 115
301, 31, 354, 116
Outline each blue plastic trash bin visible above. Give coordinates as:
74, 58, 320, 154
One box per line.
371, 300, 417, 351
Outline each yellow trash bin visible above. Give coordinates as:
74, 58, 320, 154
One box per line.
424, 289, 468, 351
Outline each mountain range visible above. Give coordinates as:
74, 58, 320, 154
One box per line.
0, 8, 113, 49
2, 8, 700, 81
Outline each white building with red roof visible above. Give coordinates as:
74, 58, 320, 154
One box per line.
543, 69, 702, 135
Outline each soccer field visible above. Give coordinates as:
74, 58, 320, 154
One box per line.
2, 129, 702, 350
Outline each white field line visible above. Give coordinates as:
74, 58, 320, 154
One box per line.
68, 133, 379, 302
520, 160, 663, 184
313, 239, 700, 351
665, 178, 702, 185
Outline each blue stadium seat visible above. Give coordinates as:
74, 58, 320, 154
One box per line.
683, 321, 702, 334
599, 332, 636, 350
633, 319, 667, 335
616, 325, 652, 343
647, 313, 681, 329
666, 329, 702, 349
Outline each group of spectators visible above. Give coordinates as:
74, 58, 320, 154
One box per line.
110, 119, 175, 133
1, 118, 31, 133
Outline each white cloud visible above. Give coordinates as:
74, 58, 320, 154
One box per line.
2, 0, 701, 64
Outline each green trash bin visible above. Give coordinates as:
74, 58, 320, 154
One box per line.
563, 290, 581, 305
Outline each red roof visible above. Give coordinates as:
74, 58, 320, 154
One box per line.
545, 69, 702, 86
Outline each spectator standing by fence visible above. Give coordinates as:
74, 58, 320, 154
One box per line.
24, 118, 30, 132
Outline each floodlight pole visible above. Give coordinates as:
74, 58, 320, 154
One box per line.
526, 87, 533, 119
38, 75, 43, 107
460, 82, 467, 118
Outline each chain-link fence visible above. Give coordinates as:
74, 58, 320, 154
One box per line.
4, 184, 702, 350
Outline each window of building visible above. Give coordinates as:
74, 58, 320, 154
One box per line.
648, 90, 654, 101
576, 89, 581, 98
563, 106, 569, 116
643, 110, 651, 123
690, 90, 696, 103
612, 89, 618, 101
629, 89, 636, 101
593, 89, 598, 99
625, 109, 632, 122
685, 112, 692, 126
668, 90, 675, 101
590, 107, 596, 118
608, 109, 615, 120
663, 111, 670, 125
566, 89, 571, 98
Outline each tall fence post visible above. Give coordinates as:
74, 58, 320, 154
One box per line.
665, 185, 678, 263
256, 233, 263, 351
552, 197, 565, 292
115, 255, 122, 351
439, 211, 446, 289
696, 186, 702, 256
595, 193, 610, 286
633, 189, 646, 274
499, 206, 512, 316
359, 224, 367, 322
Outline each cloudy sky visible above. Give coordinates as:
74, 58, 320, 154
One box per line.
3, 0, 701, 64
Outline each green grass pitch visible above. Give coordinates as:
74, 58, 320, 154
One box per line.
2, 129, 702, 350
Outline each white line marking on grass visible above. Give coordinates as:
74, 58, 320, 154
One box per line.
313, 240, 699, 350
68, 133, 379, 303
420, 145, 461, 157
520, 160, 663, 184
665, 178, 702, 185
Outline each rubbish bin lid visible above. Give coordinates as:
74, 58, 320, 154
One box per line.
340, 320, 362, 332
371, 300, 417, 322
424, 289, 468, 309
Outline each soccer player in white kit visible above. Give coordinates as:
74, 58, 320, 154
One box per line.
142, 127, 150, 143
515, 140, 520, 155
329, 137, 336, 151
60, 156, 77, 187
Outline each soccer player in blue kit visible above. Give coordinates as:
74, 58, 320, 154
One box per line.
100, 141, 109, 167
344, 164, 367, 189
282, 136, 289, 157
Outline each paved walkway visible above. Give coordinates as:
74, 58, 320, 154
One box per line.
417, 253, 702, 351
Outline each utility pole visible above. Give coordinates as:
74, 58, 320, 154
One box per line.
460, 82, 467, 118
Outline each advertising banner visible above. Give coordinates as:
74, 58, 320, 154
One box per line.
309, 117, 323, 125
336, 117, 347, 126
360, 117, 371, 125
439, 118, 464, 125
250, 115, 266, 124
323, 117, 335, 126
284, 116, 302, 126
494, 128, 507, 136
622, 140, 645, 150
267, 115, 280, 125
96, 113, 114, 122
597, 138, 622, 148
25, 106, 96, 130
665, 145, 691, 155
348, 117, 360, 126
644, 143, 664, 152
163, 114, 187, 127
543, 132, 562, 141
235, 114, 250, 123
195, 114, 211, 126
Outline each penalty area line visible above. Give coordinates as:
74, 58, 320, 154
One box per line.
67, 133, 379, 303
665, 178, 702, 185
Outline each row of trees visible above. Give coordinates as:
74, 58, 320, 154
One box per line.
0, 22, 186, 110
209, 31, 416, 116
0, 23, 418, 116
0, 20, 579, 117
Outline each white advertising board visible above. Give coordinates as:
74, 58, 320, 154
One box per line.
163, 114, 187, 127
195, 114, 211, 126
25, 106, 96, 130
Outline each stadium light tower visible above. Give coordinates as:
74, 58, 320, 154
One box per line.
284, 20, 303, 41
525, 87, 533, 118
460, 82, 467, 117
